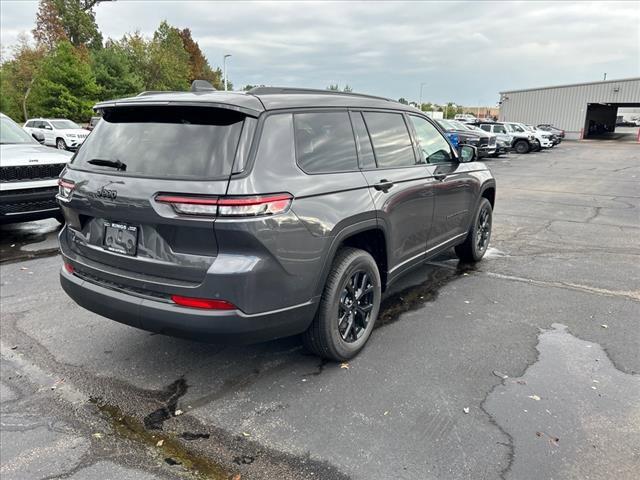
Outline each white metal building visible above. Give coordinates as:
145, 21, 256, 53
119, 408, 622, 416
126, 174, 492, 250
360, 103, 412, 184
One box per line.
498, 78, 640, 140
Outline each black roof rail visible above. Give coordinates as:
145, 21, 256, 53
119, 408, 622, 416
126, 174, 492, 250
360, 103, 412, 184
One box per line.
191, 79, 216, 92
247, 86, 394, 103
137, 91, 176, 97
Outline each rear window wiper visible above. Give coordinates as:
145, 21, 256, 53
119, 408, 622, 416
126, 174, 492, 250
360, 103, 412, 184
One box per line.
87, 158, 127, 171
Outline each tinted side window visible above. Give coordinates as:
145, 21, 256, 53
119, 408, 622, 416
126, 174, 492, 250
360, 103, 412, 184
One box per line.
293, 112, 358, 173
409, 116, 453, 164
363, 112, 416, 168
350, 112, 376, 169
480, 124, 491, 132
495, 125, 506, 134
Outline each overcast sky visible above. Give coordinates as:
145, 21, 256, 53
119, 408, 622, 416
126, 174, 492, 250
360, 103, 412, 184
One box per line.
1, 0, 638, 105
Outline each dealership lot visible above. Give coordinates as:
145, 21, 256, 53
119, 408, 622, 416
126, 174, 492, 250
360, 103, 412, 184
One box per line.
1, 141, 639, 479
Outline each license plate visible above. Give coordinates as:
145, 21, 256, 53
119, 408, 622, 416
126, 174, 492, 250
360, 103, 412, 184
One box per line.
103, 221, 138, 256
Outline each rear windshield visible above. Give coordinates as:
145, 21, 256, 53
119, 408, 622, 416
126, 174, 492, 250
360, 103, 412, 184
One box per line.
71, 106, 246, 179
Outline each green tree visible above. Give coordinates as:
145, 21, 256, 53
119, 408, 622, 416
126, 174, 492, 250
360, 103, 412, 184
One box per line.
327, 84, 352, 92
91, 41, 144, 100
145, 21, 190, 91
0, 35, 46, 121
33, 0, 106, 50
28, 41, 99, 121
178, 28, 224, 89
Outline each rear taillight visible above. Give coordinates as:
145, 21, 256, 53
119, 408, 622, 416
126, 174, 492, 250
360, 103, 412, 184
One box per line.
156, 193, 293, 217
171, 295, 236, 310
58, 179, 75, 201
63, 262, 74, 274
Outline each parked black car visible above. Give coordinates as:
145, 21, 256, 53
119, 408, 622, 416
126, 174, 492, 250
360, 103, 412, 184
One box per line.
58, 82, 496, 361
436, 119, 495, 157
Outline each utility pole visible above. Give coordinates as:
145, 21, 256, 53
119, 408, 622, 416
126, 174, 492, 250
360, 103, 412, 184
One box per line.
603, 72, 607, 81
223, 54, 232, 91
419, 82, 427, 110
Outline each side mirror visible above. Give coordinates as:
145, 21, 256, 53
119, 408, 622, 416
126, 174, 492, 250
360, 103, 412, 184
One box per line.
32, 131, 45, 144
459, 145, 477, 163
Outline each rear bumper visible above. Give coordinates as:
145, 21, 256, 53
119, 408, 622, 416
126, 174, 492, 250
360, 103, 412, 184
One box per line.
0, 186, 60, 223
60, 265, 317, 344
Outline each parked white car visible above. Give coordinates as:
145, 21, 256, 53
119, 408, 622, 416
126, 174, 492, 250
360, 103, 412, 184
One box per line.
503, 122, 553, 150
1, 113, 72, 223
23, 118, 90, 151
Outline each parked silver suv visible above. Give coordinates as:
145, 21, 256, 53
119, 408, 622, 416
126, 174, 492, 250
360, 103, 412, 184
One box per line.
58, 83, 496, 360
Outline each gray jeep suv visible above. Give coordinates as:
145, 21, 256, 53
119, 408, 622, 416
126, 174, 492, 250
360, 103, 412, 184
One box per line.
58, 83, 496, 361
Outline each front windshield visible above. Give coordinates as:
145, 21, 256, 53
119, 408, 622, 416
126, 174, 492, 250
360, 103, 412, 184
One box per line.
437, 120, 454, 130
449, 120, 468, 130
51, 120, 81, 129
0, 116, 36, 145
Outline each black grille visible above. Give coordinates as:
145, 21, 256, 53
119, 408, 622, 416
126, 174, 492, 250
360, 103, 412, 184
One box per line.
1, 163, 66, 183
478, 137, 489, 147
0, 198, 58, 215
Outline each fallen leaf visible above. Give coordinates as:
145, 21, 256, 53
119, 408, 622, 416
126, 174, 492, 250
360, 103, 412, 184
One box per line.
20, 267, 28, 271
383, 411, 389, 416
340, 363, 350, 369
601, 324, 608, 329
535, 431, 543, 437
591, 386, 597, 390
464, 300, 470, 304
156, 439, 164, 447
174, 409, 183, 416
463, 407, 470, 414
528, 395, 541, 401
241, 432, 251, 437
10, 244, 15, 247
492, 370, 509, 380
10, 345, 18, 350
231, 474, 242, 480
92, 432, 104, 439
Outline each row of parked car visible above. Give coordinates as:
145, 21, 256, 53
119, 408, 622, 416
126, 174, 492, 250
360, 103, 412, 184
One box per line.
436, 118, 564, 156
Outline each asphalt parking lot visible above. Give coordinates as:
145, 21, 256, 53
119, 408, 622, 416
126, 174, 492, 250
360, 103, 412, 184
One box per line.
1, 140, 639, 480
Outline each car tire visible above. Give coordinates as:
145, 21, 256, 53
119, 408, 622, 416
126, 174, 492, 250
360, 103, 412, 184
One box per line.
56, 138, 67, 150
531, 140, 541, 152
302, 247, 381, 361
455, 198, 492, 263
513, 139, 529, 154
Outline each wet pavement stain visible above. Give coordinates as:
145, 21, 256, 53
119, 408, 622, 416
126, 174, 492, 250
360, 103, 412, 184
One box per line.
143, 378, 188, 430
92, 399, 233, 479
484, 324, 640, 480
180, 432, 211, 441
376, 260, 476, 329
0, 219, 61, 264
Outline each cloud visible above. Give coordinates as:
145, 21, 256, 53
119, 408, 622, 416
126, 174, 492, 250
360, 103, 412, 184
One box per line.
1, 0, 638, 104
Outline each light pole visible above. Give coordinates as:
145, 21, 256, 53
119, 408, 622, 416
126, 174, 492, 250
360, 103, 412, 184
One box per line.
223, 54, 232, 91
419, 82, 427, 110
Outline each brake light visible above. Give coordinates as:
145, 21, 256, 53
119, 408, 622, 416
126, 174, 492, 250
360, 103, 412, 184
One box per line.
171, 295, 236, 310
155, 194, 219, 216
58, 179, 75, 201
63, 262, 74, 274
218, 194, 293, 217
155, 193, 293, 217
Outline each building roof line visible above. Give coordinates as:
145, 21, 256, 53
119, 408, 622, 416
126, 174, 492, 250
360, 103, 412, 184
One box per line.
500, 77, 640, 95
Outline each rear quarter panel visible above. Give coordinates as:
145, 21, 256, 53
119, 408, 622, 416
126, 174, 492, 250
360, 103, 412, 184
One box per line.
225, 112, 377, 309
